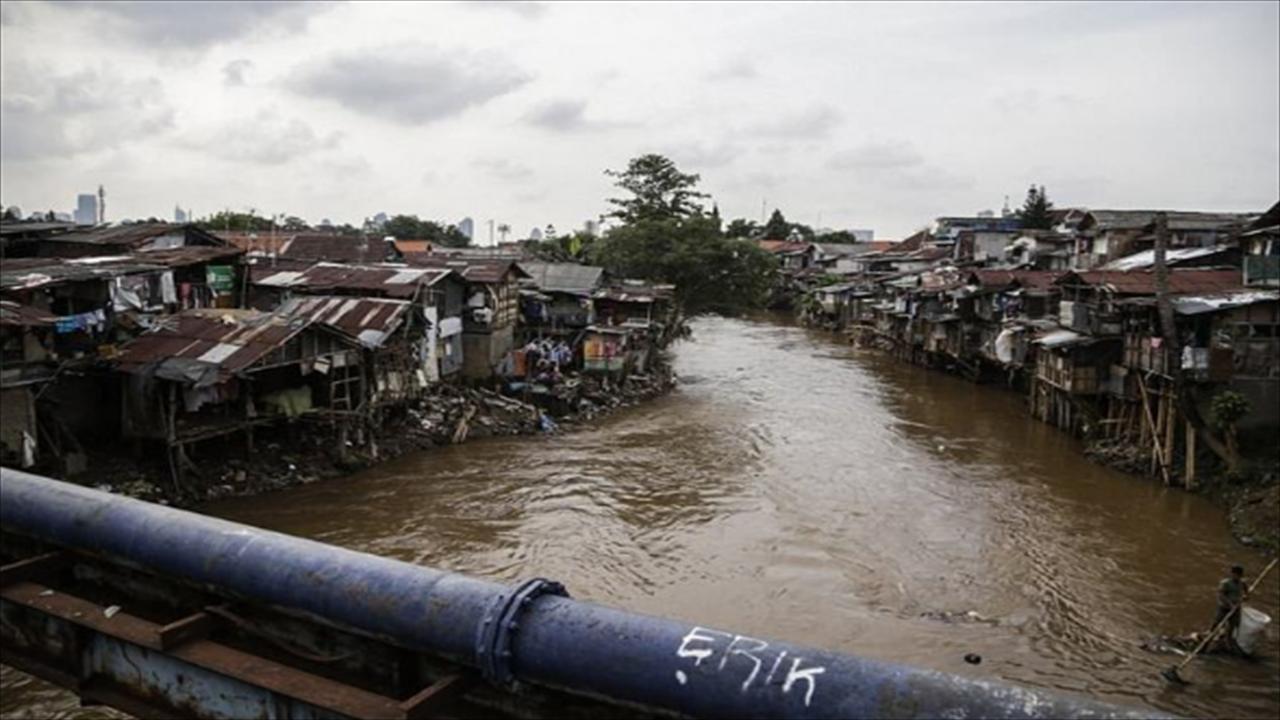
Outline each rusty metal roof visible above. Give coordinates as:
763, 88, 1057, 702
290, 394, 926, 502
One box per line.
279, 234, 394, 263
1059, 269, 1244, 295
277, 295, 414, 348
113, 309, 316, 376
0, 300, 57, 327
403, 254, 528, 284
1, 256, 166, 291
253, 262, 455, 298
36, 223, 225, 248
131, 246, 244, 267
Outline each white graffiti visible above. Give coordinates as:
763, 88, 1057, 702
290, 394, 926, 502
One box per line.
674, 626, 827, 707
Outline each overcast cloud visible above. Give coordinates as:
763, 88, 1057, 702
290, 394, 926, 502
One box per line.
2, 1, 1276, 238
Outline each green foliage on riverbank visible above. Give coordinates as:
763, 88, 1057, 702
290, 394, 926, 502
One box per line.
589, 154, 778, 314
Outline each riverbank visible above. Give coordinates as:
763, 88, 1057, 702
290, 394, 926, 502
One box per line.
1083, 438, 1280, 553
80, 359, 677, 508
844, 323, 1278, 554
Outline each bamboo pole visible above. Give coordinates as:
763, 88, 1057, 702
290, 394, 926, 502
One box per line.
1164, 400, 1177, 485
1138, 375, 1171, 486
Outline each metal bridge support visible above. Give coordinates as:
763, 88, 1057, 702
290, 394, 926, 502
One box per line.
2, 468, 1163, 719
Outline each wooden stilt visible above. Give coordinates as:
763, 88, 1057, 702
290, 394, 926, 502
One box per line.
1185, 419, 1197, 490
1164, 401, 1177, 485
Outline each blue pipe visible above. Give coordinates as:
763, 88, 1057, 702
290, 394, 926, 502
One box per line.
1, 469, 1161, 719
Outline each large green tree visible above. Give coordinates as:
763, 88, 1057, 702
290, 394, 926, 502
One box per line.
605, 153, 710, 223
592, 154, 776, 313
383, 214, 470, 247
1017, 185, 1054, 230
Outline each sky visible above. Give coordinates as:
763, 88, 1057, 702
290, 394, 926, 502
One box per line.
1, 1, 1277, 241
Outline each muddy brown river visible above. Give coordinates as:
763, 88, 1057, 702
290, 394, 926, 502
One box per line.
3, 315, 1278, 718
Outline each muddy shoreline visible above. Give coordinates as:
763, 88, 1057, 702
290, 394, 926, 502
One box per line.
82, 362, 678, 509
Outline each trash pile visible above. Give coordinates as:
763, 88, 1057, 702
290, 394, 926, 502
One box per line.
76, 358, 678, 508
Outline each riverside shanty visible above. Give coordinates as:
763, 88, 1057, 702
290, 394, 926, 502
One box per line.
0, 222, 680, 500
787, 203, 1279, 543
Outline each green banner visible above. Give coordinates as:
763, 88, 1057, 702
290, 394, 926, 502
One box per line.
206, 265, 235, 293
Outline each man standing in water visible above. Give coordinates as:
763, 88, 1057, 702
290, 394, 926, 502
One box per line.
1213, 565, 1248, 651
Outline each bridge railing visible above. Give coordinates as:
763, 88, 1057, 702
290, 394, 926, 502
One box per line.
1, 468, 1161, 719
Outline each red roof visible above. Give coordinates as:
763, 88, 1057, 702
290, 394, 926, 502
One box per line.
1060, 269, 1244, 295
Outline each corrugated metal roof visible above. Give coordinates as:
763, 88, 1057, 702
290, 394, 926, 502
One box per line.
277, 295, 413, 348
1101, 246, 1232, 271
404, 254, 528, 284
0, 256, 166, 291
0, 300, 57, 327
114, 309, 315, 376
131, 245, 244, 267
518, 262, 605, 295
1172, 290, 1279, 316
252, 262, 455, 298
1061, 269, 1243, 295
35, 223, 224, 248
279, 234, 394, 263
1087, 210, 1253, 231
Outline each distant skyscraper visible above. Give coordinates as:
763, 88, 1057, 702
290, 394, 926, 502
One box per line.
850, 229, 874, 242
530, 227, 544, 241
74, 194, 98, 225
458, 217, 474, 240
372, 212, 388, 226
584, 219, 600, 237
174, 205, 188, 223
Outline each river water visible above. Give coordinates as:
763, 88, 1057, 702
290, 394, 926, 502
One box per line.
3, 315, 1277, 718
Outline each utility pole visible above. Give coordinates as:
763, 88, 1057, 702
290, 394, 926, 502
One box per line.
488, 219, 495, 246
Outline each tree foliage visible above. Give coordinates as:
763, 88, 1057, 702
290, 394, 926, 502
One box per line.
382, 214, 470, 247
724, 218, 761, 239
530, 230, 597, 263
196, 211, 276, 232
592, 154, 776, 314
763, 209, 791, 240
605, 153, 710, 223
1017, 185, 1054, 230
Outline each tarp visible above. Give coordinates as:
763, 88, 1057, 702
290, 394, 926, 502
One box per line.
154, 358, 221, 388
